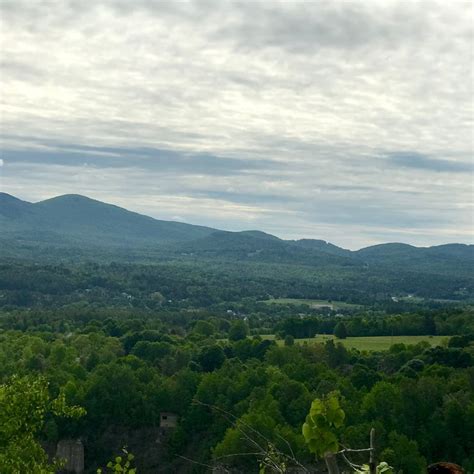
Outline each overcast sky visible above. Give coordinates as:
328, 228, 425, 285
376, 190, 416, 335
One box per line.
0, 0, 472, 249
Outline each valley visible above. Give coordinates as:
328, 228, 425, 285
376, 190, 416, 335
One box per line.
1, 194, 473, 473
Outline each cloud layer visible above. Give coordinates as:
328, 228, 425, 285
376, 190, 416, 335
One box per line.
0, 0, 472, 248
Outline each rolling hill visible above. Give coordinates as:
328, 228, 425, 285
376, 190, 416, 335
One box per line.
0, 193, 472, 292
176, 230, 359, 266
0, 193, 217, 246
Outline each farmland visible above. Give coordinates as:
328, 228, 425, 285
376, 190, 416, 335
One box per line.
262, 334, 448, 351
262, 297, 362, 310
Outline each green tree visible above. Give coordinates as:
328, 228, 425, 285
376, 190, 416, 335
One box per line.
229, 320, 249, 341
362, 382, 403, 430
381, 432, 426, 474
0, 376, 85, 473
193, 320, 215, 337
197, 345, 226, 372
334, 322, 347, 339
423, 314, 437, 335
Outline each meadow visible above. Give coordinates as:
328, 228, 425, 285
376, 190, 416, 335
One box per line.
262, 334, 448, 351
262, 297, 362, 310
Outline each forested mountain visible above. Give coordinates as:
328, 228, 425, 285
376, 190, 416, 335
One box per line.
290, 238, 353, 257
355, 242, 473, 263
0, 193, 216, 245
177, 230, 358, 266
355, 242, 474, 276
1, 193, 473, 301
1, 192, 472, 262
0, 193, 32, 218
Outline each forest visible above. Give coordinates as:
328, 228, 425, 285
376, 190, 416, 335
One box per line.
1, 0, 472, 471
1, 261, 473, 473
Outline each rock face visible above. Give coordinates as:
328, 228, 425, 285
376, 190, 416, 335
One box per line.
56, 439, 84, 473
428, 462, 464, 473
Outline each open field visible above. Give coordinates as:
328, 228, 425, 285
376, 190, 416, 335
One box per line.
262, 298, 361, 310
395, 296, 463, 305
261, 334, 448, 351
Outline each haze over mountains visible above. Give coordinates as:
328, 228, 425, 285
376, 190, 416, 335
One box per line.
1, 193, 472, 271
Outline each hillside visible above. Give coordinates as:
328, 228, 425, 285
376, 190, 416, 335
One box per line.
176, 230, 358, 266
1, 193, 472, 300
0, 193, 217, 246
355, 242, 474, 275
0, 193, 32, 218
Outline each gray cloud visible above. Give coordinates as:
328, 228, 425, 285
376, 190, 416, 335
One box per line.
1, 141, 286, 175
0, 0, 472, 248
211, 2, 430, 52
385, 152, 473, 173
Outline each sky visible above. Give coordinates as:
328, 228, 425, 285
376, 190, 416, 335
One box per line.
0, 0, 472, 249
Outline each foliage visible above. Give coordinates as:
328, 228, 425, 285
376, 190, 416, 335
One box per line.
0, 260, 472, 471
229, 320, 249, 341
97, 447, 136, 474
302, 392, 345, 458
334, 322, 348, 339
381, 432, 426, 474
354, 462, 393, 473
258, 443, 287, 473
0, 375, 85, 474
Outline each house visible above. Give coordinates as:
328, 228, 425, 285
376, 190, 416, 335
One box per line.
160, 412, 178, 429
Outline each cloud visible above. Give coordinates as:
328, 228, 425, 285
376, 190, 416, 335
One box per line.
0, 142, 288, 175
0, 0, 472, 248
210, 2, 432, 52
385, 152, 473, 173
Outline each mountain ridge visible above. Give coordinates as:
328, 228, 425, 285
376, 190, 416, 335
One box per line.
0, 192, 217, 245
0, 193, 472, 263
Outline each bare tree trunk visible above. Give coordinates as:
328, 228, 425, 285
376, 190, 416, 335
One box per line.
324, 453, 340, 474
369, 428, 376, 474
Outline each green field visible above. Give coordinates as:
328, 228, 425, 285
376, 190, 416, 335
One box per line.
262, 298, 361, 310
261, 334, 448, 351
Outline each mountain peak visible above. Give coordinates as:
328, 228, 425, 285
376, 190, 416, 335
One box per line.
1, 192, 217, 246
37, 194, 101, 205
239, 230, 281, 241
0, 192, 32, 218
0, 192, 28, 202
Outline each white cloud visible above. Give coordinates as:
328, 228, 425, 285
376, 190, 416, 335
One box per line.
0, 0, 472, 248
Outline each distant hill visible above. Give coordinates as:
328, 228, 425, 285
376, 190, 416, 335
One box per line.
1, 193, 472, 283
0, 193, 217, 247
0, 193, 32, 219
355, 242, 419, 260
355, 242, 474, 274
176, 230, 358, 267
290, 238, 352, 257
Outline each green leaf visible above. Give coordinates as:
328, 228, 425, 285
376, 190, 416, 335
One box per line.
302, 394, 345, 458
310, 399, 324, 415
302, 423, 310, 438
377, 462, 394, 473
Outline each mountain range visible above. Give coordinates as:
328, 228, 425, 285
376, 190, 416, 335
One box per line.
1, 193, 473, 273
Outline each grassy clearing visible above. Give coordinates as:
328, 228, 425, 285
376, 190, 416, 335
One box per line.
262, 298, 361, 310
261, 334, 448, 351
